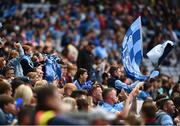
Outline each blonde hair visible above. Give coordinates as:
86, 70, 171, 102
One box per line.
14, 84, 33, 105
10, 50, 19, 58
64, 83, 77, 91
27, 72, 37, 79
34, 80, 48, 88
27, 72, 39, 83
62, 97, 77, 112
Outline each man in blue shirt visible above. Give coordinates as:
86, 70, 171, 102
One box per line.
100, 88, 134, 119
156, 98, 175, 125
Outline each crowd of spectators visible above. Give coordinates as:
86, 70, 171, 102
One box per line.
0, 0, 180, 125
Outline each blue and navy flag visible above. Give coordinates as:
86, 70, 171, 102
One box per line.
122, 17, 149, 81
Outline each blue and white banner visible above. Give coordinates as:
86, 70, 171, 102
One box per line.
122, 17, 161, 81
122, 17, 148, 81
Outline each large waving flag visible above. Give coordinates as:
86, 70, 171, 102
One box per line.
122, 17, 174, 81
122, 17, 148, 81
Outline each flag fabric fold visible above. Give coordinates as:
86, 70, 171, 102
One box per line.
146, 40, 174, 67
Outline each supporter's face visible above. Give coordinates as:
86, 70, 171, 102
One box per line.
38, 53, 44, 61
37, 68, 43, 80
3, 60, 6, 66
69, 69, 77, 76
93, 87, 103, 101
0, 58, 6, 68
65, 87, 73, 96
116, 68, 123, 78
165, 100, 175, 115
31, 74, 39, 83
109, 90, 117, 104
4, 102, 16, 114
5, 69, 15, 79
32, 55, 38, 62
80, 72, 88, 82
27, 49, 32, 56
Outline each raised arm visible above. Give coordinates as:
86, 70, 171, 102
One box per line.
115, 80, 139, 93
14, 42, 24, 56
116, 83, 142, 119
